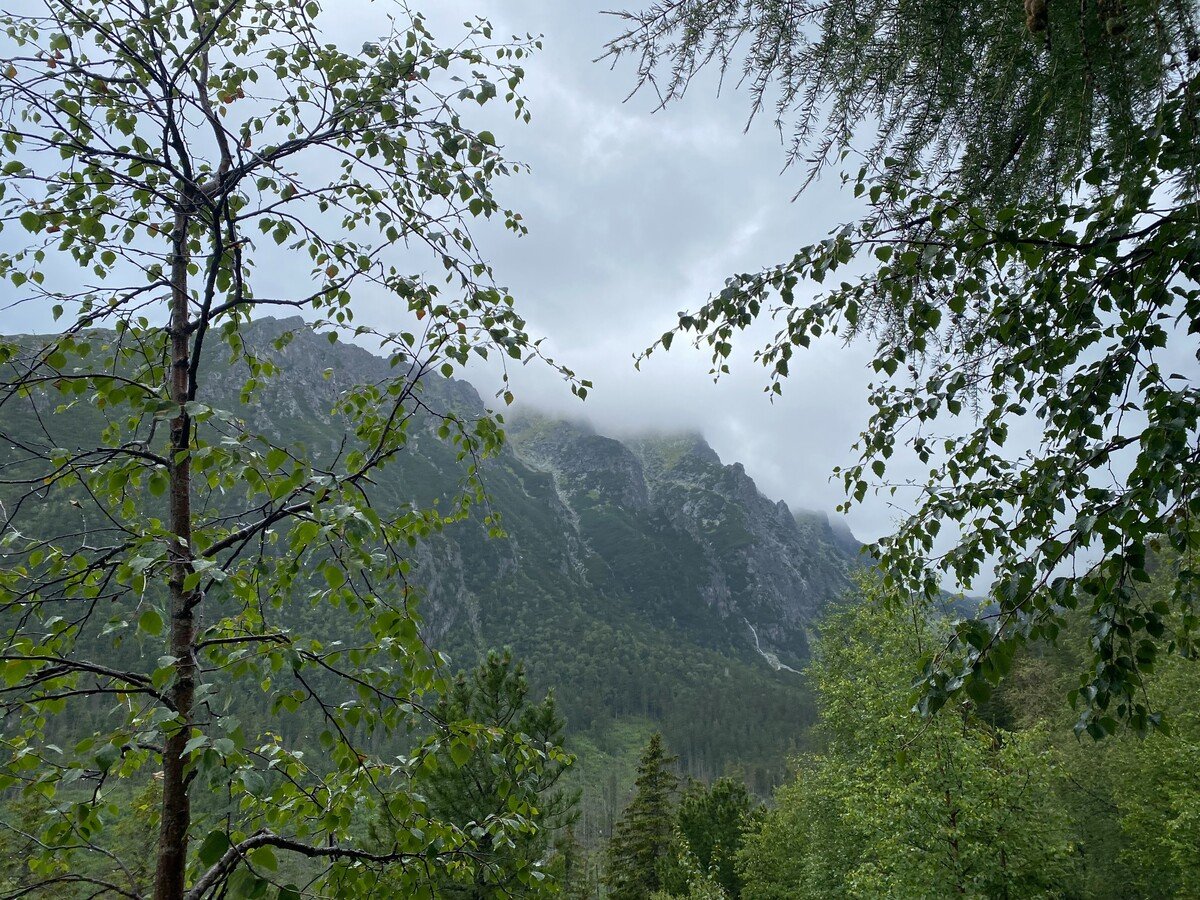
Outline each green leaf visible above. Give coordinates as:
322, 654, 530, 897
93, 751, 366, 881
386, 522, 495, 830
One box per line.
138, 608, 164, 636
213, 737, 235, 757
2, 659, 33, 687
94, 743, 120, 772
449, 738, 472, 768
323, 564, 346, 590
965, 675, 992, 705
182, 734, 208, 755
249, 844, 278, 871
197, 830, 231, 866
148, 470, 169, 496
292, 521, 321, 547
240, 768, 266, 797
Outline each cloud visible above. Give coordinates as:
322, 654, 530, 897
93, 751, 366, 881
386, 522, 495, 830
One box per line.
418, 3, 896, 538
0, 1, 905, 546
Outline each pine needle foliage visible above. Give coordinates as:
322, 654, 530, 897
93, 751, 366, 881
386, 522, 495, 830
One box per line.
605, 0, 1199, 210
605, 732, 679, 900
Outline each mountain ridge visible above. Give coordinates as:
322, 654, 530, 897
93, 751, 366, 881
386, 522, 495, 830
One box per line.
0, 317, 863, 816
196, 317, 862, 667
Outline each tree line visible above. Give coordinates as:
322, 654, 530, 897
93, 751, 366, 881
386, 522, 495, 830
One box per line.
599, 562, 1200, 899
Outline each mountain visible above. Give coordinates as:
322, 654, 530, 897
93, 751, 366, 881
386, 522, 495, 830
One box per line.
1, 317, 864, 839
506, 415, 859, 668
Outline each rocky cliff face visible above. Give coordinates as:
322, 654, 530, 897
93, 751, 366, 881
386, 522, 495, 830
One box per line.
505, 417, 861, 668
6, 316, 861, 668
2, 318, 863, 792
200, 319, 862, 668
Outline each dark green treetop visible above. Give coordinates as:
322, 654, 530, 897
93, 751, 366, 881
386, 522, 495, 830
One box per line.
662, 776, 759, 898
420, 649, 580, 898
605, 732, 680, 900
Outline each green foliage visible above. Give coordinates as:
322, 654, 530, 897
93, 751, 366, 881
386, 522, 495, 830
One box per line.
416, 649, 579, 897
661, 777, 758, 898
554, 826, 604, 900
0, 779, 161, 896
0, 314, 824, 886
628, 3, 1200, 733
1101, 655, 1200, 894
0, 1, 577, 895
739, 577, 1078, 899
605, 0, 1199, 208
605, 733, 679, 900
652, 828, 729, 900
985, 552, 1200, 898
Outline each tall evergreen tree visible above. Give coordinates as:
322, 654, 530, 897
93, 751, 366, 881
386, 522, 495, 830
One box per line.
605, 733, 679, 900
653, 827, 730, 900
555, 825, 604, 900
420, 649, 579, 898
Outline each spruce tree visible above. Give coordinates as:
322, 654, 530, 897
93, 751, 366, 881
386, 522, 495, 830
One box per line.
672, 777, 758, 898
423, 649, 579, 898
605, 733, 679, 900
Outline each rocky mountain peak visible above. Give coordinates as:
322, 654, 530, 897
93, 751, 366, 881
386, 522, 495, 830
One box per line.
508, 415, 652, 512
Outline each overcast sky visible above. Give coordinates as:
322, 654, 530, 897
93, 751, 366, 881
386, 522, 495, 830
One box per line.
0, 1, 919, 543
406, 2, 901, 541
